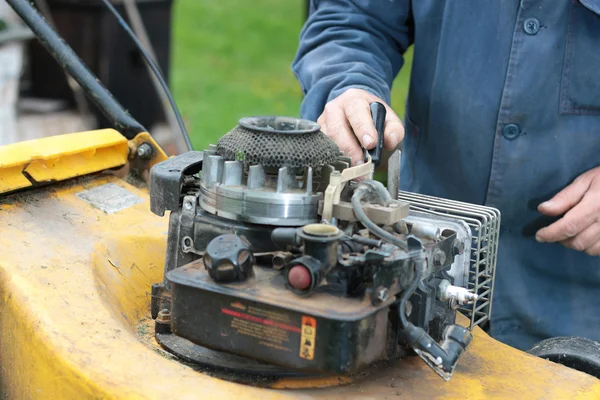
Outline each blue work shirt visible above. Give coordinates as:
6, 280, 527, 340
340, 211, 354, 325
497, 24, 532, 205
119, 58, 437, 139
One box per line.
292, 0, 600, 351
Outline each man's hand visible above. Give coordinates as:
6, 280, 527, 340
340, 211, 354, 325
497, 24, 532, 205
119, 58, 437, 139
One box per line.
536, 166, 600, 256
317, 88, 404, 165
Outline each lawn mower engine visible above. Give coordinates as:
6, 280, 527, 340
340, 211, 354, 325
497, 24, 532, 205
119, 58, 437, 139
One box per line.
148, 113, 499, 382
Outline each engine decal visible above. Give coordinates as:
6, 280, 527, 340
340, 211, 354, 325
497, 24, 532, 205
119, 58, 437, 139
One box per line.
221, 307, 300, 352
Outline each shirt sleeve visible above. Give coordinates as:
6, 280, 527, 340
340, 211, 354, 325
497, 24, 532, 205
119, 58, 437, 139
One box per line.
292, 0, 414, 121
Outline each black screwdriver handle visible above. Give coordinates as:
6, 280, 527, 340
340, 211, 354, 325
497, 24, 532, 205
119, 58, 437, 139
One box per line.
368, 102, 386, 167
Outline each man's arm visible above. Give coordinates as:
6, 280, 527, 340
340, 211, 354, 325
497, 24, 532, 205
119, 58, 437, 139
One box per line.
292, 0, 413, 164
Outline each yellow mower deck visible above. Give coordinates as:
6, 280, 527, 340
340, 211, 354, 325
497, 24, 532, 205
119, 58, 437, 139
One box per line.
0, 132, 599, 399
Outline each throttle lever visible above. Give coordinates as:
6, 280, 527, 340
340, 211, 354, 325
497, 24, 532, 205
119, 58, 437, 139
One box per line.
365, 102, 386, 167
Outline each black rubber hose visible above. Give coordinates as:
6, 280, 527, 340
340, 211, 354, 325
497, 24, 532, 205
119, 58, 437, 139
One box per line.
101, 0, 192, 152
6, 0, 147, 139
398, 262, 423, 328
351, 186, 408, 251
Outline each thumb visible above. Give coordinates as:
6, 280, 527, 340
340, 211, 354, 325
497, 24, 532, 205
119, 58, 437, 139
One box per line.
538, 176, 592, 216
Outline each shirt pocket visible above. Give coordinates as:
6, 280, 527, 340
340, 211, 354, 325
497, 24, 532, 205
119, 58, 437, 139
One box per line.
559, 0, 600, 116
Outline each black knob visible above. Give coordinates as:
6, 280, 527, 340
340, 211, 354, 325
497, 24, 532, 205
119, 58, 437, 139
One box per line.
204, 234, 254, 282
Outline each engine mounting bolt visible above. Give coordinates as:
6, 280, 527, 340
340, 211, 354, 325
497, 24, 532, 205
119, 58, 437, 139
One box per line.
376, 287, 389, 302
155, 309, 172, 334
136, 143, 154, 159
156, 309, 171, 324
183, 200, 194, 211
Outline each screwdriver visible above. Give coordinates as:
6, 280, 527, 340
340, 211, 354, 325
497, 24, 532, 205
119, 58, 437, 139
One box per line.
363, 101, 386, 180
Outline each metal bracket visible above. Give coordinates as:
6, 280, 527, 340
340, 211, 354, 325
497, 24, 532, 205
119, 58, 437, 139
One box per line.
149, 151, 204, 216
321, 154, 374, 221
387, 149, 401, 200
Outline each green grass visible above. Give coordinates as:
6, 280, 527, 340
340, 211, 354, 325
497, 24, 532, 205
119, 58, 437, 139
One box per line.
172, 0, 412, 151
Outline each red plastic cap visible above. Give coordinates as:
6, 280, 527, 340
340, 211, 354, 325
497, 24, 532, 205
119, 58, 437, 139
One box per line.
288, 265, 311, 290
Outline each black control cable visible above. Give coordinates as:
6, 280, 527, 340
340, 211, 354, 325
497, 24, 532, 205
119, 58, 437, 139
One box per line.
100, 0, 193, 152
398, 263, 422, 328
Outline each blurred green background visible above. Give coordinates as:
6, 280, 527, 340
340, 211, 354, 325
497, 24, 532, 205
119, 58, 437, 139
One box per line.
171, 0, 412, 150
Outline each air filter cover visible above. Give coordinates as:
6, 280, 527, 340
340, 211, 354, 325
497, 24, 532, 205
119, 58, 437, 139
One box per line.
216, 116, 340, 168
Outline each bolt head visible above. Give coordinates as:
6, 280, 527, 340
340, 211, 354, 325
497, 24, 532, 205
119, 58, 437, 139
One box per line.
377, 287, 389, 302
136, 143, 153, 159
183, 201, 193, 211
453, 241, 465, 256
433, 250, 446, 267
156, 308, 171, 324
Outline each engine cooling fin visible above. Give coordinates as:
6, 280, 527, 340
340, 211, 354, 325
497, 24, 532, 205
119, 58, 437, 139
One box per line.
216, 116, 340, 169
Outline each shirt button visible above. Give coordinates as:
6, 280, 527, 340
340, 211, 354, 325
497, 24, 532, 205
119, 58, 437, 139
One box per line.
524, 18, 540, 35
503, 124, 521, 140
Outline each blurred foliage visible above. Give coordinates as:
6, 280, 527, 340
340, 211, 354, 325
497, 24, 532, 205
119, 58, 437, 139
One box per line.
172, 0, 412, 151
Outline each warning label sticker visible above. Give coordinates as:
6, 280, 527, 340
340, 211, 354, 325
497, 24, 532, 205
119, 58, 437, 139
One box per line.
299, 316, 317, 360
221, 305, 300, 352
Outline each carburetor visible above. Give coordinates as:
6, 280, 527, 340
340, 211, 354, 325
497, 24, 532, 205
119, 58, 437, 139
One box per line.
148, 105, 500, 382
